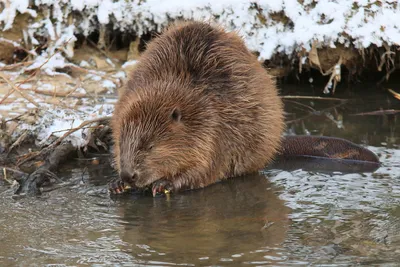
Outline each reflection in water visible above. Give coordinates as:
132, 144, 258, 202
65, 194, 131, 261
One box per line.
115, 174, 290, 265
282, 90, 400, 147
0, 170, 292, 266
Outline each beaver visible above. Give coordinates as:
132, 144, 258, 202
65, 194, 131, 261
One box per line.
110, 21, 379, 196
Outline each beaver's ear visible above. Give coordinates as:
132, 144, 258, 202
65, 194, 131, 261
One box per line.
171, 107, 181, 122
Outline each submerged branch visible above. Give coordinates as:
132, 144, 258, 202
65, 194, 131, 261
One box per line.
14, 143, 76, 197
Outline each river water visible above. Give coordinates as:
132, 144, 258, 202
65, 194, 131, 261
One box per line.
1, 90, 399, 266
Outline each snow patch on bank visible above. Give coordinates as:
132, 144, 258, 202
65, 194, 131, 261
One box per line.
1, 1, 400, 61
13, 101, 116, 148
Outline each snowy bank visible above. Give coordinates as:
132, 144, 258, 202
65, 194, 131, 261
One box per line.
2, 0, 400, 60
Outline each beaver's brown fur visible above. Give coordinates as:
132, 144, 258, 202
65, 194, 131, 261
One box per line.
111, 21, 285, 194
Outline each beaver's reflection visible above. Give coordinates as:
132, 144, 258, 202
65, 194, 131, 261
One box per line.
114, 173, 290, 264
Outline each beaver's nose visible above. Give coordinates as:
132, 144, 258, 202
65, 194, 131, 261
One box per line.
120, 170, 138, 184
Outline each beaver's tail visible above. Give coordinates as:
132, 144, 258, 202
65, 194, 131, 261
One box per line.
271, 135, 380, 173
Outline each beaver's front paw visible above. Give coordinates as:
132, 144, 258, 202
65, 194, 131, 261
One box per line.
108, 178, 131, 194
151, 179, 174, 197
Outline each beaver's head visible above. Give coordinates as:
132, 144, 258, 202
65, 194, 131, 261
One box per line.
112, 83, 217, 188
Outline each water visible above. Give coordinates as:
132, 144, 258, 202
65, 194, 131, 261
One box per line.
1, 91, 400, 266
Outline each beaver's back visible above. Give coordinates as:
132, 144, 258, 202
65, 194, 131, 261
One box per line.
128, 21, 258, 95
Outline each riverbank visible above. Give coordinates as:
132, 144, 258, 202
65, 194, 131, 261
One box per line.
2, 1, 400, 87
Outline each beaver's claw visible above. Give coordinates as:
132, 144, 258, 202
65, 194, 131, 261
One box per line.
108, 179, 130, 194
151, 179, 173, 197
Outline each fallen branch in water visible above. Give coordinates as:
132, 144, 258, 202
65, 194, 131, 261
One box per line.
1, 167, 26, 185
1, 166, 27, 177
14, 143, 75, 198
281, 95, 346, 101
349, 109, 400, 116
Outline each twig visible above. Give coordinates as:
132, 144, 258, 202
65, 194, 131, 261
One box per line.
1, 166, 27, 177
50, 116, 111, 148
68, 64, 116, 82
2, 168, 11, 184
50, 125, 103, 135
0, 72, 40, 107
14, 143, 76, 197
377, 50, 395, 72
1, 167, 27, 185
0, 38, 36, 56
284, 100, 316, 112
377, 66, 397, 86
16, 151, 40, 163
0, 53, 58, 105
388, 89, 400, 101
286, 101, 347, 124
0, 38, 73, 105
65, 80, 83, 98
7, 130, 28, 155
87, 38, 114, 61
5, 110, 35, 123
0, 61, 34, 71
349, 109, 400, 116
281, 95, 346, 101
33, 88, 87, 98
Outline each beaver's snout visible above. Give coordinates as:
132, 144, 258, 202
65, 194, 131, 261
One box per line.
120, 170, 138, 185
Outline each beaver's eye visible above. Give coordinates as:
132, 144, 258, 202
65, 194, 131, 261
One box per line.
171, 107, 181, 122
148, 144, 154, 150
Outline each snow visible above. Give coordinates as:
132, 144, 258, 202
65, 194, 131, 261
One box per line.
79, 60, 91, 68
34, 103, 115, 147
85, 73, 102, 81
0, 0, 36, 30
122, 60, 138, 69
0, 37, 24, 48
105, 58, 115, 68
102, 80, 116, 90
112, 71, 126, 79
26, 53, 68, 73
1, 1, 400, 62
2, 98, 116, 147
19, 84, 32, 89
0, 67, 117, 148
